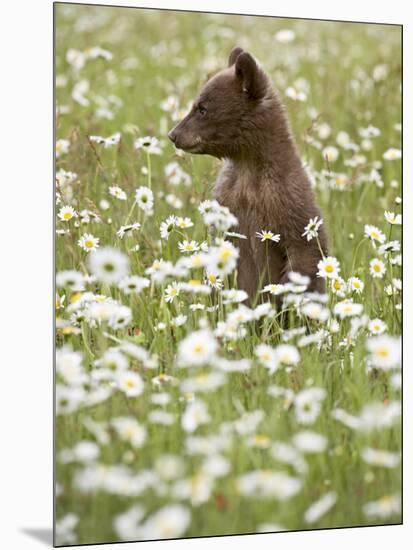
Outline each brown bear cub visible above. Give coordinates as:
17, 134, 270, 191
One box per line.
169, 47, 328, 302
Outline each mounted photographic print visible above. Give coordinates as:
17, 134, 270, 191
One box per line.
54, 2, 402, 546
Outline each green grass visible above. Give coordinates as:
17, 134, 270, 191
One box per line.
55, 4, 401, 545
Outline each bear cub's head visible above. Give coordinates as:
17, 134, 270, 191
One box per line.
168, 47, 273, 159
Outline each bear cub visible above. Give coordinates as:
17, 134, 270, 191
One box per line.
169, 47, 328, 301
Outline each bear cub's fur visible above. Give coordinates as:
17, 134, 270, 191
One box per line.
169, 47, 328, 301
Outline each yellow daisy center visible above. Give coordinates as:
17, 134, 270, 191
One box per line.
70, 292, 82, 304
125, 427, 136, 438
376, 347, 389, 358
61, 326, 76, 335
220, 248, 232, 259
254, 434, 269, 445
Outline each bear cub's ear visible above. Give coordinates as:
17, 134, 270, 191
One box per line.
235, 51, 268, 100
228, 46, 244, 67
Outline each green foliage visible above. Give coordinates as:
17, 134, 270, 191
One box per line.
55, 4, 401, 545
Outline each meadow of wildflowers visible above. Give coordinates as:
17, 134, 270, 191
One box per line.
55, 4, 402, 546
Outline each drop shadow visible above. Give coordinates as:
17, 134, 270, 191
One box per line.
21, 528, 54, 546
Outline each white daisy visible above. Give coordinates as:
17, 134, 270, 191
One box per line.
302, 216, 323, 241
56, 270, 85, 291
317, 256, 340, 279
178, 240, 199, 253
293, 431, 328, 453
221, 289, 249, 304
134, 136, 162, 155
368, 319, 387, 335
255, 344, 278, 374
89, 132, 121, 148
334, 300, 363, 318
78, 233, 99, 252
261, 283, 286, 296
159, 215, 178, 240
330, 276, 346, 297
285, 87, 307, 102
107, 305, 132, 330
111, 417, 146, 448
366, 335, 401, 369
347, 276, 364, 294
369, 258, 386, 278
275, 344, 300, 366
383, 148, 401, 161
117, 223, 141, 239
135, 186, 154, 212
56, 139, 70, 158
322, 146, 339, 163
139, 505, 190, 540
177, 329, 218, 367
236, 470, 302, 500
207, 241, 239, 277
118, 275, 150, 295
364, 224, 386, 244
384, 211, 402, 225
181, 400, 211, 432
58, 205, 77, 222
363, 495, 400, 519
301, 302, 329, 322
304, 492, 337, 524
256, 230, 281, 242
116, 371, 144, 397
275, 29, 295, 43
164, 282, 180, 303
294, 387, 326, 425
361, 448, 400, 468
113, 506, 146, 541
378, 241, 400, 256
88, 246, 129, 284
108, 185, 127, 201
176, 216, 194, 229
205, 272, 223, 290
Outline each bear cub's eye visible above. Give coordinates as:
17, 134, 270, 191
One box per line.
197, 105, 207, 116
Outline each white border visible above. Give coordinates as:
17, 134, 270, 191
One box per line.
1, 0, 410, 548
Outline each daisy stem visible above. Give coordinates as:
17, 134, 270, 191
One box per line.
81, 322, 95, 362
315, 235, 325, 260
146, 151, 152, 189
387, 255, 396, 332
124, 201, 136, 225
351, 237, 366, 274
356, 181, 371, 216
